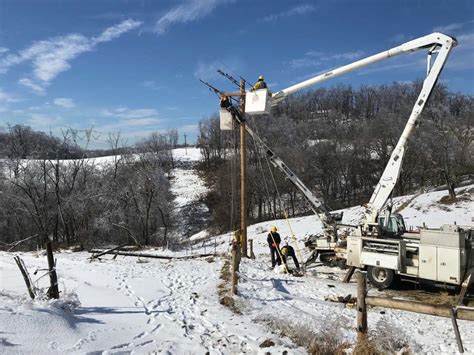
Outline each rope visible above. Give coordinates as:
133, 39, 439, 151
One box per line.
248, 118, 305, 271
228, 127, 238, 244
254, 124, 304, 266
250, 116, 277, 220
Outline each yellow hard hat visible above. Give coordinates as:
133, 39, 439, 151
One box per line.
281, 247, 288, 256
271, 226, 277, 232
258, 75, 264, 81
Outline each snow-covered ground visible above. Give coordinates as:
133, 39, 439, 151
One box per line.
1, 148, 473, 354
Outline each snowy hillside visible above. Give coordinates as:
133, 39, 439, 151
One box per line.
0, 148, 473, 354
167, 148, 209, 242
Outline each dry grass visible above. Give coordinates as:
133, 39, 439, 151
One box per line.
255, 315, 418, 355
394, 193, 421, 213
352, 339, 382, 355
367, 320, 418, 354
439, 194, 471, 205
256, 315, 351, 355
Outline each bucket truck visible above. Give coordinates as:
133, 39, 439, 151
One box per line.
240, 32, 473, 288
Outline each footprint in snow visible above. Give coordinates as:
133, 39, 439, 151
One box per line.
136, 340, 155, 348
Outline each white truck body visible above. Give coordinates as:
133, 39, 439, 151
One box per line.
347, 225, 472, 285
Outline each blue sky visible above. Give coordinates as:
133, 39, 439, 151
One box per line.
0, 0, 473, 147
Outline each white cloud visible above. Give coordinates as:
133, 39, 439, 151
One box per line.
264, 4, 316, 22
288, 50, 365, 69
433, 21, 474, 33
390, 33, 407, 43
54, 97, 75, 108
155, 0, 228, 34
194, 60, 221, 80
142, 80, 167, 91
27, 113, 63, 130
102, 107, 159, 120
308, 50, 365, 61
445, 31, 474, 70
193, 57, 242, 81
288, 57, 321, 69
456, 32, 474, 46
93, 19, 142, 44
18, 78, 46, 94
124, 118, 160, 126
0, 47, 9, 55
0, 89, 19, 103
1, 19, 142, 94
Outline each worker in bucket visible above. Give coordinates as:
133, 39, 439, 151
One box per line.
220, 94, 231, 109
281, 242, 300, 271
267, 226, 282, 267
252, 75, 268, 91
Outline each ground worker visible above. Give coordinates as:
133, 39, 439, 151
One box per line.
281, 243, 300, 271
267, 226, 281, 267
252, 75, 268, 91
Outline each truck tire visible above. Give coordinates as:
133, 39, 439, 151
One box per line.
367, 266, 395, 289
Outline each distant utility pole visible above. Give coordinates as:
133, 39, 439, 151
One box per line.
239, 79, 248, 257
184, 133, 187, 155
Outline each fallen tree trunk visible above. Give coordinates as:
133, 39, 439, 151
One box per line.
89, 243, 129, 261
88, 249, 219, 260
7, 234, 39, 252
366, 296, 474, 321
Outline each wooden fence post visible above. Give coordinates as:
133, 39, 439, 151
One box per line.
343, 266, 356, 283
450, 307, 464, 353
356, 271, 368, 342
249, 239, 256, 259
14, 256, 36, 300
231, 242, 239, 295
45, 237, 59, 299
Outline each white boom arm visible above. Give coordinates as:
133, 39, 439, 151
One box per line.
365, 33, 456, 223
272, 33, 456, 106
268, 32, 456, 223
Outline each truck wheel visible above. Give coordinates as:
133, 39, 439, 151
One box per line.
367, 266, 395, 289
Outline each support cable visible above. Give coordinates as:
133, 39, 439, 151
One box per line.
248, 118, 305, 271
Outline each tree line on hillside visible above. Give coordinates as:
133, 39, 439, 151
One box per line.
0, 125, 183, 160
0, 127, 185, 250
197, 82, 474, 233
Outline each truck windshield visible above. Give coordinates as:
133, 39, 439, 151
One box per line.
379, 216, 400, 234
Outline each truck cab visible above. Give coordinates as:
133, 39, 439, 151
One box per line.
378, 213, 406, 237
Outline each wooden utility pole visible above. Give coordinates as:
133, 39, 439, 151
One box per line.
184, 133, 187, 155
239, 79, 248, 257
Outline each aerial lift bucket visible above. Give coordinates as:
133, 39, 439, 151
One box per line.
245, 89, 271, 115
219, 109, 234, 130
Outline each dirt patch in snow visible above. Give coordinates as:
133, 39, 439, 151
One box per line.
438, 194, 472, 205
217, 256, 241, 314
